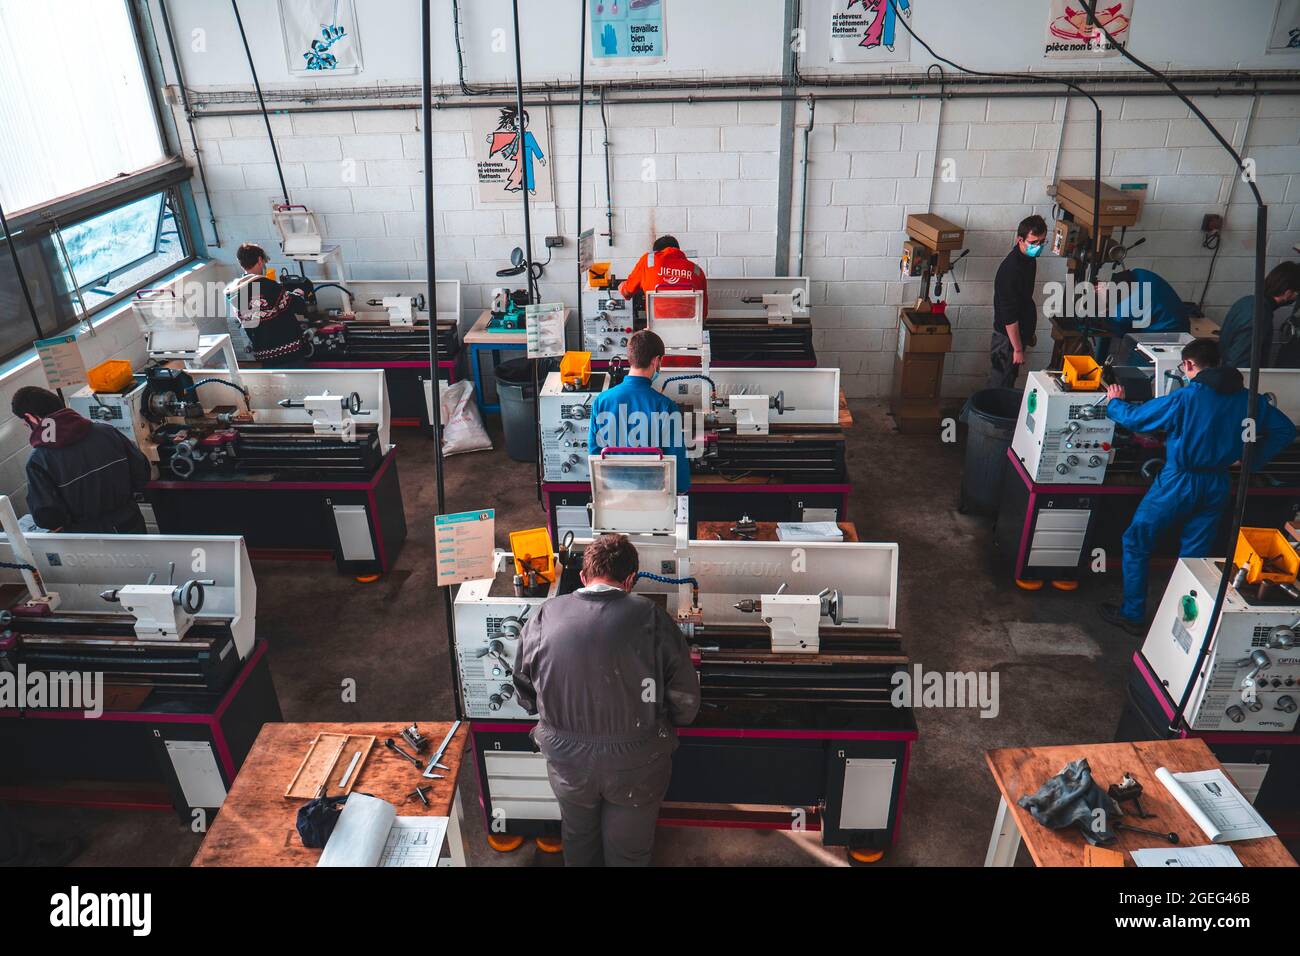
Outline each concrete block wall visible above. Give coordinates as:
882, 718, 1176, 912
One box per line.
181, 92, 1300, 399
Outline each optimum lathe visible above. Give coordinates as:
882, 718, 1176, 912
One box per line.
704, 276, 815, 366
1117, 528, 1300, 822
455, 453, 915, 859
0, 500, 278, 815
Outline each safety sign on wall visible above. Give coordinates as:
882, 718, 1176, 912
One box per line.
471, 107, 553, 205
434, 509, 496, 586
1043, 0, 1134, 58
829, 0, 913, 63
279, 0, 363, 75
34, 335, 87, 391
590, 0, 666, 64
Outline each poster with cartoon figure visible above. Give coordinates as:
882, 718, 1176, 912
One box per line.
1267, 0, 1300, 53
472, 107, 553, 205
279, 0, 363, 75
590, 0, 666, 65
829, 0, 913, 63
1043, 0, 1134, 58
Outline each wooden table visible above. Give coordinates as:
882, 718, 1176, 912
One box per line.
192, 721, 469, 867
697, 520, 859, 541
984, 739, 1296, 867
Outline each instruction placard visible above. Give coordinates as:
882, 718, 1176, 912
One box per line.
434, 509, 496, 585
829, 0, 913, 63
34, 335, 87, 391
590, 0, 666, 64
525, 303, 566, 359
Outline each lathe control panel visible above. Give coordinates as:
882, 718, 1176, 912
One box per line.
582, 291, 634, 361
1010, 371, 1116, 484
453, 573, 545, 721
539, 371, 608, 482
1143, 558, 1300, 734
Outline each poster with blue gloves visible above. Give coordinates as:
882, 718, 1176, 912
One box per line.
591, 0, 666, 65
279, 0, 363, 76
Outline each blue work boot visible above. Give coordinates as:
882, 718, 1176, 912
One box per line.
1098, 602, 1147, 638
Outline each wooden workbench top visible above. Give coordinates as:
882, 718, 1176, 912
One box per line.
986, 738, 1296, 868
697, 520, 859, 541
465, 308, 571, 345
191, 721, 468, 867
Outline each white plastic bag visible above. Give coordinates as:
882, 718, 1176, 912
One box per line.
436, 379, 493, 457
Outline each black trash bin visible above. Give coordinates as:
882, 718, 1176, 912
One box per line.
495, 358, 538, 463
958, 387, 1023, 515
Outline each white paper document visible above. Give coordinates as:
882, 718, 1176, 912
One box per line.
775, 521, 844, 542
1155, 768, 1276, 844
1132, 845, 1242, 868
317, 793, 448, 867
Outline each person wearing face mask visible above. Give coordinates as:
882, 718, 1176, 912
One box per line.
1098, 338, 1296, 635
988, 214, 1048, 389
588, 329, 691, 493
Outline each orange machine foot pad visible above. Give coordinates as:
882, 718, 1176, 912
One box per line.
487, 834, 525, 852
1050, 579, 1079, 591
355, 574, 381, 583
1014, 578, 1045, 591
535, 836, 564, 854
849, 847, 885, 863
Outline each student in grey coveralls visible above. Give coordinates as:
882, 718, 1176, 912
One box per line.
513, 534, 701, 866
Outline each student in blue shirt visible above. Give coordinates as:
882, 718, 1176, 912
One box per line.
588, 330, 692, 493
1104, 268, 1191, 335
1217, 261, 1300, 370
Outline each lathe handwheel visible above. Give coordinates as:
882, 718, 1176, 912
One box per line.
169, 453, 196, 479
347, 391, 363, 414
175, 579, 206, 615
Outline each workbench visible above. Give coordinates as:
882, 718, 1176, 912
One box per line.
191, 721, 469, 867
146, 447, 408, 578
302, 355, 457, 429
697, 520, 859, 541
984, 738, 1296, 867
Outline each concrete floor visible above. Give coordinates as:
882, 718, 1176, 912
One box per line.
18, 400, 1153, 867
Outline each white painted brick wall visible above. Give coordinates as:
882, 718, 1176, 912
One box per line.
176, 90, 1300, 400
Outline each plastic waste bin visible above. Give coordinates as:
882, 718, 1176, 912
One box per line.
958, 387, 1023, 515
495, 358, 538, 463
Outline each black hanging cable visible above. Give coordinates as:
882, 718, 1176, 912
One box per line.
231, 0, 290, 206
420, 0, 460, 721
599, 84, 614, 245
1079, 2, 1269, 737
159, 0, 221, 247
575, 0, 588, 346
886, 1, 1106, 312
0, 200, 44, 340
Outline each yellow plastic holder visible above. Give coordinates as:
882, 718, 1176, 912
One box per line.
87, 360, 136, 394
588, 262, 612, 289
1233, 527, 1299, 585
560, 351, 592, 388
510, 527, 555, 584
1061, 355, 1104, 391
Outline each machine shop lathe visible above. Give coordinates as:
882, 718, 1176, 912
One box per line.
1116, 528, 1300, 825
0, 499, 279, 815
455, 453, 915, 858
704, 276, 816, 366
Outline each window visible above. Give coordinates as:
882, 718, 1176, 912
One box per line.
55, 191, 188, 306
0, 187, 193, 366
0, 0, 165, 213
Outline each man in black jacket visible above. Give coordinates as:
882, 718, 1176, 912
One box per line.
13, 387, 151, 533
988, 214, 1048, 389
513, 533, 700, 866
224, 242, 309, 365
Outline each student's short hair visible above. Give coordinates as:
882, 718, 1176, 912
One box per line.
652, 235, 680, 253
627, 329, 665, 370
582, 534, 639, 583
1017, 215, 1048, 240
236, 243, 267, 270
1182, 338, 1221, 369
1264, 261, 1300, 301
12, 386, 64, 420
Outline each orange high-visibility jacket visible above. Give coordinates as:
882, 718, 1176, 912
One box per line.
618, 246, 709, 319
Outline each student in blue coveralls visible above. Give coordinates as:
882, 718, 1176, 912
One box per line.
1098, 338, 1296, 635
588, 329, 692, 494
1093, 267, 1192, 362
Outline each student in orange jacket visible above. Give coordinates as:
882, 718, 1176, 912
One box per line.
618, 236, 708, 320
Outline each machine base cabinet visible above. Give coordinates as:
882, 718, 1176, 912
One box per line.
471, 722, 914, 852
0, 641, 281, 820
